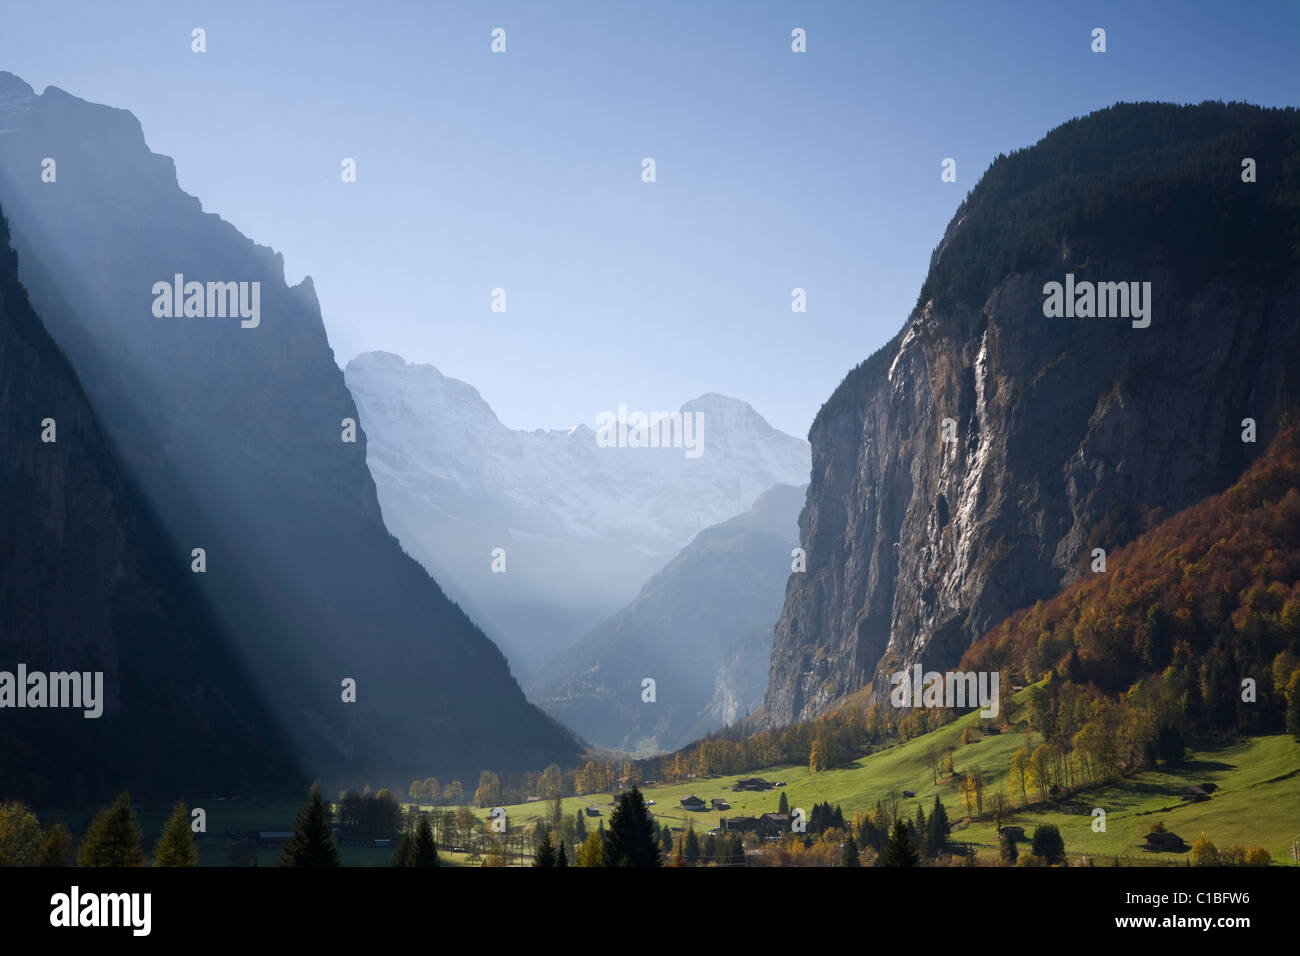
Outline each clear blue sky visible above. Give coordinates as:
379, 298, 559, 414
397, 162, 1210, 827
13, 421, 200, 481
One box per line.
3, 1, 1297, 436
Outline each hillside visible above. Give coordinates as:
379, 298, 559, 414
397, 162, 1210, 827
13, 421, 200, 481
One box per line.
0, 71, 581, 788
528, 484, 804, 753
0, 205, 298, 805
767, 101, 1300, 727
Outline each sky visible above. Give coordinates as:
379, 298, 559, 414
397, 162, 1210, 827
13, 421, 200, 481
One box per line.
2, 0, 1297, 437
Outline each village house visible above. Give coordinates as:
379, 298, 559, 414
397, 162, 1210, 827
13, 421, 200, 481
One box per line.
680, 795, 707, 811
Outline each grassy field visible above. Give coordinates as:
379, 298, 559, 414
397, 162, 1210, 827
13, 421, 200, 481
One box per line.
466, 689, 1300, 866
62, 685, 1297, 866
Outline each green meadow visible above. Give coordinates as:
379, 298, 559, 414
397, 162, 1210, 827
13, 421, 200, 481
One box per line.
470, 688, 1300, 866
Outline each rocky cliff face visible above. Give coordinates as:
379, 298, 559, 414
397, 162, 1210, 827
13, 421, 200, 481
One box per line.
0, 207, 296, 805
0, 72, 580, 783
764, 102, 1300, 727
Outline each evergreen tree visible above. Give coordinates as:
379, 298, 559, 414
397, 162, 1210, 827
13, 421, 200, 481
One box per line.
730, 835, 746, 867
534, 830, 556, 867
778, 791, 789, 815
410, 814, 439, 867
78, 792, 143, 867
557, 841, 568, 868
575, 809, 587, 840
927, 796, 950, 855
914, 804, 927, 855
660, 823, 673, 853
390, 830, 414, 866
153, 801, 199, 866
603, 787, 660, 867
279, 785, 341, 867
1031, 824, 1065, 865
684, 826, 701, 865
842, 832, 861, 867
876, 820, 919, 868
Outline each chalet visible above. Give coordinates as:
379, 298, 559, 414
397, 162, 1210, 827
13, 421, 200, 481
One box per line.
526, 796, 542, 803
584, 807, 601, 817
902, 790, 916, 798
710, 798, 731, 811
720, 816, 758, 832
998, 825, 1026, 843
680, 795, 707, 811
1143, 826, 1187, 853
733, 778, 774, 792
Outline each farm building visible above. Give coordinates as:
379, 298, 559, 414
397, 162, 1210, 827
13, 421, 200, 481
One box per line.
680, 795, 707, 811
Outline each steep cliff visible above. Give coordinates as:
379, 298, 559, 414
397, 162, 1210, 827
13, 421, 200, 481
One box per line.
0, 206, 298, 805
765, 102, 1300, 726
0, 72, 580, 784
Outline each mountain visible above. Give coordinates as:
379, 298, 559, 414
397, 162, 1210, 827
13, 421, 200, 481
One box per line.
765, 102, 1300, 727
528, 483, 804, 754
344, 351, 810, 679
961, 419, 1300, 733
0, 72, 580, 785
0, 205, 298, 806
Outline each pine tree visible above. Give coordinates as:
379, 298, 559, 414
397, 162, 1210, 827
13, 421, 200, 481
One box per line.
78, 792, 143, 867
279, 785, 341, 867
153, 801, 198, 866
390, 830, 414, 866
534, 830, 557, 867
876, 820, 919, 868
683, 825, 701, 865
659, 823, 673, 853
842, 832, 861, 867
575, 808, 587, 840
778, 791, 790, 815
603, 786, 660, 867
557, 841, 568, 867
730, 834, 746, 867
1031, 824, 1065, 865
410, 814, 439, 867
927, 796, 950, 855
